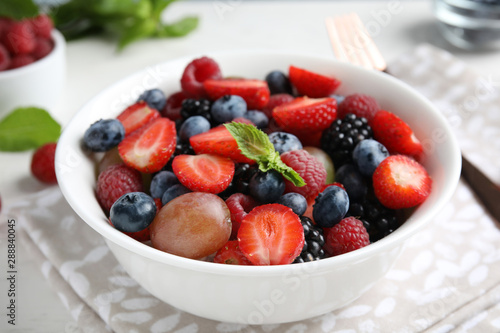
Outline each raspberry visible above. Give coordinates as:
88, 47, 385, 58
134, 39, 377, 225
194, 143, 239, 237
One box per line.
96, 164, 144, 214
28, 14, 53, 39
2, 21, 36, 55
225, 193, 258, 239
32, 38, 53, 60
323, 216, 370, 256
280, 149, 327, 199
8, 54, 35, 69
181, 56, 222, 98
0, 44, 11, 71
337, 94, 379, 122
31, 142, 57, 184
262, 93, 294, 118
162, 91, 187, 121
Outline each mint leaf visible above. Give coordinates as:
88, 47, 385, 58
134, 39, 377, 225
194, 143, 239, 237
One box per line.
0, 107, 61, 151
0, 0, 39, 20
117, 18, 156, 50
157, 16, 199, 37
224, 122, 305, 187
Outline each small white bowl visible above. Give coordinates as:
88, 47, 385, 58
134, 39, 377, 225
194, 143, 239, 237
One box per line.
55, 51, 461, 325
0, 29, 66, 118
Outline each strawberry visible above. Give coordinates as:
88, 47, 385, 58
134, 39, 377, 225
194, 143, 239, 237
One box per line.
189, 125, 255, 164
172, 154, 235, 194
31, 142, 57, 184
323, 217, 370, 256
214, 240, 253, 265
372, 154, 432, 210
117, 101, 160, 135
203, 79, 270, 110
371, 110, 423, 161
288, 65, 341, 98
118, 117, 176, 173
237, 204, 304, 265
272, 97, 337, 133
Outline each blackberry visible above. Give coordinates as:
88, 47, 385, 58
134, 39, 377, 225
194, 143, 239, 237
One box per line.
294, 216, 326, 263
218, 164, 258, 200
320, 113, 373, 168
180, 98, 212, 123
162, 141, 195, 172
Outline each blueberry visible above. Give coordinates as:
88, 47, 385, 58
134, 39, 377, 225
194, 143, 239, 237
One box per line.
244, 110, 269, 129
268, 132, 303, 154
150, 171, 179, 198
352, 139, 389, 177
313, 186, 349, 228
161, 184, 192, 206
210, 95, 247, 124
330, 94, 345, 105
335, 164, 367, 202
137, 88, 166, 111
277, 193, 307, 216
178, 116, 211, 142
83, 119, 125, 152
249, 170, 285, 203
265, 70, 293, 95
110, 192, 156, 233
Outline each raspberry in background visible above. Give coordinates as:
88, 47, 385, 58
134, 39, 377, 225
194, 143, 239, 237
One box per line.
32, 38, 53, 60
31, 142, 58, 184
262, 93, 294, 118
0, 44, 10, 70
323, 216, 370, 256
8, 54, 35, 69
337, 94, 379, 122
181, 56, 223, 98
2, 21, 36, 55
28, 14, 53, 39
162, 91, 187, 120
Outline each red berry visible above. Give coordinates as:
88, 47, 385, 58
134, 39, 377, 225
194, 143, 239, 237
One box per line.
288, 65, 341, 98
371, 110, 423, 161
262, 93, 294, 118
372, 154, 432, 210
0, 17, 12, 37
8, 54, 34, 69
31, 142, 57, 184
181, 56, 222, 98
162, 91, 187, 120
189, 125, 255, 164
280, 149, 327, 199
0, 44, 11, 71
28, 14, 53, 39
172, 154, 235, 194
214, 240, 253, 265
272, 97, 337, 133
337, 94, 379, 122
237, 204, 304, 265
2, 21, 36, 55
116, 101, 160, 135
32, 38, 53, 60
323, 217, 370, 256
225, 193, 259, 239
96, 164, 144, 214
118, 117, 176, 173
203, 79, 270, 110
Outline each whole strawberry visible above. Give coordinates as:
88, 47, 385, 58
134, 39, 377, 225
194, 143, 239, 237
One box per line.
31, 142, 57, 184
323, 217, 370, 256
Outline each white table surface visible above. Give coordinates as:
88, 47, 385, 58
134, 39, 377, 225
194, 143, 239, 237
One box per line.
1, 1, 499, 332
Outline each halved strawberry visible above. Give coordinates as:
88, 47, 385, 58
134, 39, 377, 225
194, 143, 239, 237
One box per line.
371, 110, 423, 161
203, 79, 270, 110
237, 204, 304, 265
117, 101, 160, 135
189, 125, 255, 164
118, 117, 176, 173
272, 97, 337, 133
214, 240, 253, 265
172, 154, 235, 194
289, 65, 341, 98
372, 154, 432, 210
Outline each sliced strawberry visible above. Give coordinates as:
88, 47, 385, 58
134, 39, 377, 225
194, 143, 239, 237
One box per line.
372, 155, 432, 210
289, 65, 341, 98
118, 117, 176, 173
237, 204, 304, 265
117, 101, 160, 135
203, 79, 270, 110
172, 154, 235, 194
189, 125, 255, 164
272, 97, 337, 133
371, 110, 423, 161
214, 240, 253, 265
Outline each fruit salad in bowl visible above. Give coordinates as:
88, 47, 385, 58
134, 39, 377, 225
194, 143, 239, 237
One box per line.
56, 51, 461, 324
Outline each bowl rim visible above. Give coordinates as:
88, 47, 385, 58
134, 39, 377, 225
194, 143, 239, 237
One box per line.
0, 29, 65, 78
56, 50, 462, 277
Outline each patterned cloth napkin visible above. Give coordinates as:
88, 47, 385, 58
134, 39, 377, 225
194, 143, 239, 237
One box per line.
3, 44, 500, 333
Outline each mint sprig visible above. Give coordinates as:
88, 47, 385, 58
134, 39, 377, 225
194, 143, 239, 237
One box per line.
0, 0, 38, 20
224, 122, 305, 187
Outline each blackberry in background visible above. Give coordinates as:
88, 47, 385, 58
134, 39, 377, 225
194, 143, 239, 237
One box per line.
321, 113, 373, 168
218, 164, 258, 200
180, 98, 213, 124
294, 216, 326, 263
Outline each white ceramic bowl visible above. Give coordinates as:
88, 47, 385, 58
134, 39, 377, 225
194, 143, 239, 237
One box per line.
55, 51, 461, 325
0, 29, 66, 118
